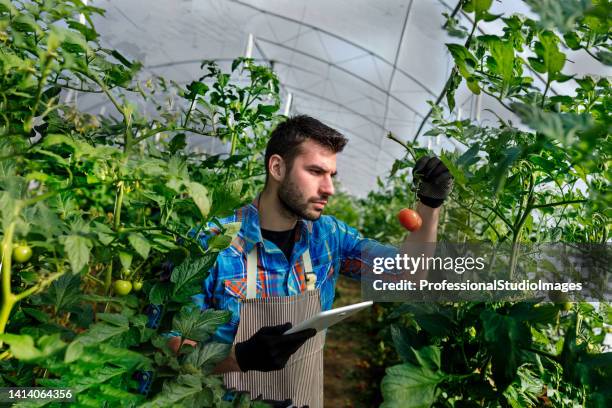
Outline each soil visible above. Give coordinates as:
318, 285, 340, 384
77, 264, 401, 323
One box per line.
323, 277, 383, 407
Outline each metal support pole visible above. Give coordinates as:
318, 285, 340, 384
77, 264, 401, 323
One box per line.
283, 92, 292, 116
244, 33, 254, 59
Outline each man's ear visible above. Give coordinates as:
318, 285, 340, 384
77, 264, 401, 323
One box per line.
268, 154, 286, 182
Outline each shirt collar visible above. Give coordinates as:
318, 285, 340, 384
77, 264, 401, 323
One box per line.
240, 194, 312, 255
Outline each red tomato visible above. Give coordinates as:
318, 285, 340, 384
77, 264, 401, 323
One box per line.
397, 208, 422, 231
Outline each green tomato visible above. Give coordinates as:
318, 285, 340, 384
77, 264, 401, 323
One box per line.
13, 245, 33, 264
113, 280, 132, 296
132, 280, 143, 292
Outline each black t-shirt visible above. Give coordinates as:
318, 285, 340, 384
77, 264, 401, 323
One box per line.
261, 225, 297, 261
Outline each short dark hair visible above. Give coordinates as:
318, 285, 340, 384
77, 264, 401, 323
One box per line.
264, 115, 347, 179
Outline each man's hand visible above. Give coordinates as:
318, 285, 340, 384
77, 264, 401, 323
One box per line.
413, 156, 453, 208
235, 322, 316, 372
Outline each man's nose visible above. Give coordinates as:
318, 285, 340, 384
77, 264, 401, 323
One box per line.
320, 174, 334, 197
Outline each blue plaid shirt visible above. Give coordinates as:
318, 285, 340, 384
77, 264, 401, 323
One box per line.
192, 199, 395, 344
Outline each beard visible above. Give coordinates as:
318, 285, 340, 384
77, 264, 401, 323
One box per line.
277, 176, 324, 221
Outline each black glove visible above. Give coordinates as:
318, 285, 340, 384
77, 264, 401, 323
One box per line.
413, 156, 453, 208
235, 323, 316, 372
256, 396, 309, 408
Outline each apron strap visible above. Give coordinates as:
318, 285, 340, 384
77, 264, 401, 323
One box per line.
303, 250, 317, 291
246, 249, 258, 300
246, 246, 315, 299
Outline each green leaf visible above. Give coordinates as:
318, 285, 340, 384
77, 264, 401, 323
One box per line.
525, 0, 592, 33
447, 44, 479, 78
528, 31, 567, 82
171, 254, 218, 302
481, 309, 531, 391
211, 181, 243, 217
463, 0, 493, 22
64, 234, 92, 273
186, 81, 209, 99
380, 362, 446, 408
65, 340, 84, 363
596, 49, 612, 66
140, 374, 204, 408
491, 146, 522, 195
563, 31, 581, 50
512, 103, 596, 145
411, 345, 441, 372
487, 38, 515, 97
97, 313, 129, 327
186, 181, 211, 219
110, 49, 136, 69
256, 103, 279, 115
457, 143, 480, 167
21, 307, 49, 323
208, 235, 232, 250
119, 251, 133, 270
75, 322, 130, 347
149, 282, 172, 304
67, 20, 98, 42
40, 274, 82, 313
0, 334, 65, 362
446, 70, 461, 112
128, 232, 151, 259
184, 343, 230, 370
172, 308, 231, 342
390, 325, 421, 365
168, 133, 187, 154
509, 302, 559, 324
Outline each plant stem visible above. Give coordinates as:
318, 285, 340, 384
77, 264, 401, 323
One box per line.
133, 126, 213, 144
412, 17, 480, 142
387, 132, 417, 161
183, 96, 196, 127
532, 199, 587, 209
25, 52, 54, 132
541, 80, 550, 108
13, 272, 65, 302
113, 181, 125, 231
0, 219, 17, 346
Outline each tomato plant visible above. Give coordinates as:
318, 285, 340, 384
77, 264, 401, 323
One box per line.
328, 1, 610, 407
0, 1, 280, 405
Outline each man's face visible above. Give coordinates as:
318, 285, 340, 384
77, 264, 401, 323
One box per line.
277, 139, 337, 221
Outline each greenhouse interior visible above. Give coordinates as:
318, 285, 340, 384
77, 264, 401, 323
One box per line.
0, 0, 610, 407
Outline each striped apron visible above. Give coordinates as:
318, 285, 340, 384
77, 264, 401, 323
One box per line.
224, 247, 325, 408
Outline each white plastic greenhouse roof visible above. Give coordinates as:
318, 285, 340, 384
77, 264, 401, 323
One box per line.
86, 0, 610, 196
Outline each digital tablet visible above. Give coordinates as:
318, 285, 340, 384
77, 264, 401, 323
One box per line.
284, 300, 374, 335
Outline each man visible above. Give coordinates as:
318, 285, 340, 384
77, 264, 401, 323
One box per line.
171, 115, 452, 407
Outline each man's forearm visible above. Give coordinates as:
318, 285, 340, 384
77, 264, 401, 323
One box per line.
399, 202, 440, 280
404, 202, 440, 244
212, 345, 241, 374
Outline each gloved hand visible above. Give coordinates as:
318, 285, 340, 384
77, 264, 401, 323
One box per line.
235, 323, 317, 372
254, 396, 309, 408
256, 397, 295, 408
413, 156, 453, 208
